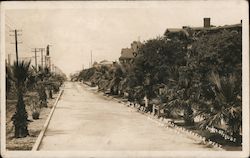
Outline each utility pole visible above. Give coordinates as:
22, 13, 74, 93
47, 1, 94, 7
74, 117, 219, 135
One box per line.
45, 56, 51, 70
10, 29, 22, 64
39, 48, 45, 68
15, 30, 18, 64
46, 56, 51, 70
46, 44, 52, 70
45, 56, 47, 68
32, 48, 40, 70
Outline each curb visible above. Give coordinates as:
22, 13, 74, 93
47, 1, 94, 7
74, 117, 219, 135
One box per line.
32, 89, 64, 151
82, 81, 92, 87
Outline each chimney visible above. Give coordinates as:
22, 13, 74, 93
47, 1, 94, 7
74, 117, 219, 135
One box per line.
204, 18, 210, 28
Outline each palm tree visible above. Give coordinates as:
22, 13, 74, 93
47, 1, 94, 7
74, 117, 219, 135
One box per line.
160, 66, 195, 125
30, 66, 48, 108
198, 71, 242, 143
11, 60, 31, 138
44, 69, 54, 99
109, 63, 123, 95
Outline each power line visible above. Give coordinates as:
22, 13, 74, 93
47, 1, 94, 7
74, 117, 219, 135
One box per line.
6, 15, 53, 69
38, 48, 45, 68
5, 15, 40, 52
5, 23, 13, 30
5, 21, 33, 54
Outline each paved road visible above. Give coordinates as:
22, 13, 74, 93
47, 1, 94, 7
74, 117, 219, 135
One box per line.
39, 82, 215, 151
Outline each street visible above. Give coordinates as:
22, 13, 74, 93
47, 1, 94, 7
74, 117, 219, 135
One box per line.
39, 82, 214, 151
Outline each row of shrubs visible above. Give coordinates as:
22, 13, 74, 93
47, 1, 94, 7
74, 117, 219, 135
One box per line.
6, 61, 67, 138
73, 27, 242, 145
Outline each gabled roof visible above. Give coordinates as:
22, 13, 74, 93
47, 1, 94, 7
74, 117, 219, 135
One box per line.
164, 23, 242, 37
165, 28, 184, 33
209, 23, 242, 30
187, 23, 241, 31
164, 28, 190, 36
99, 60, 113, 65
131, 41, 143, 46
119, 48, 135, 59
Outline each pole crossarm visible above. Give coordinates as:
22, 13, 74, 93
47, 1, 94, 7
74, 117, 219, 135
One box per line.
31, 48, 41, 70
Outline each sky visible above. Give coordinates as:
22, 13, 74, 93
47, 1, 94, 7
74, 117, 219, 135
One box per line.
3, 1, 247, 76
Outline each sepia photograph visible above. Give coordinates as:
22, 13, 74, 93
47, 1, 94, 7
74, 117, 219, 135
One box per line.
0, 1, 249, 158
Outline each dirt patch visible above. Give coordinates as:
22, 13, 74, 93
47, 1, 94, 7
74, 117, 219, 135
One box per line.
6, 92, 59, 151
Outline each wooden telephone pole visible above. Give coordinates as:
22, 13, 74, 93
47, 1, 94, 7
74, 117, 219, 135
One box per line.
46, 44, 52, 70
39, 48, 45, 68
32, 48, 40, 70
15, 30, 18, 64
10, 29, 22, 64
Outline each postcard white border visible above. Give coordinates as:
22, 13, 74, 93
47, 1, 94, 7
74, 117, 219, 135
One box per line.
0, 1, 249, 158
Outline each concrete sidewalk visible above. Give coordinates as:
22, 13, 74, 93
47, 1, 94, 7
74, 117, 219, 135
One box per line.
39, 81, 215, 151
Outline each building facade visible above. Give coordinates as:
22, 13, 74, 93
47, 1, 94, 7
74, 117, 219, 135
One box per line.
119, 41, 142, 64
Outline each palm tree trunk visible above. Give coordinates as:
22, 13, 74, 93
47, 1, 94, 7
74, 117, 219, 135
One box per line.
49, 89, 53, 99
183, 104, 194, 126
38, 86, 47, 108
12, 90, 29, 138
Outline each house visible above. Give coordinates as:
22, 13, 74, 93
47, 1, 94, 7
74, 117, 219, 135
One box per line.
164, 28, 189, 39
119, 48, 134, 64
164, 18, 242, 38
99, 60, 113, 66
93, 60, 113, 69
119, 41, 142, 64
131, 41, 142, 53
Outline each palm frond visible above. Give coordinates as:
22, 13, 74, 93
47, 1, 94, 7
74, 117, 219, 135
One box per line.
12, 60, 31, 83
